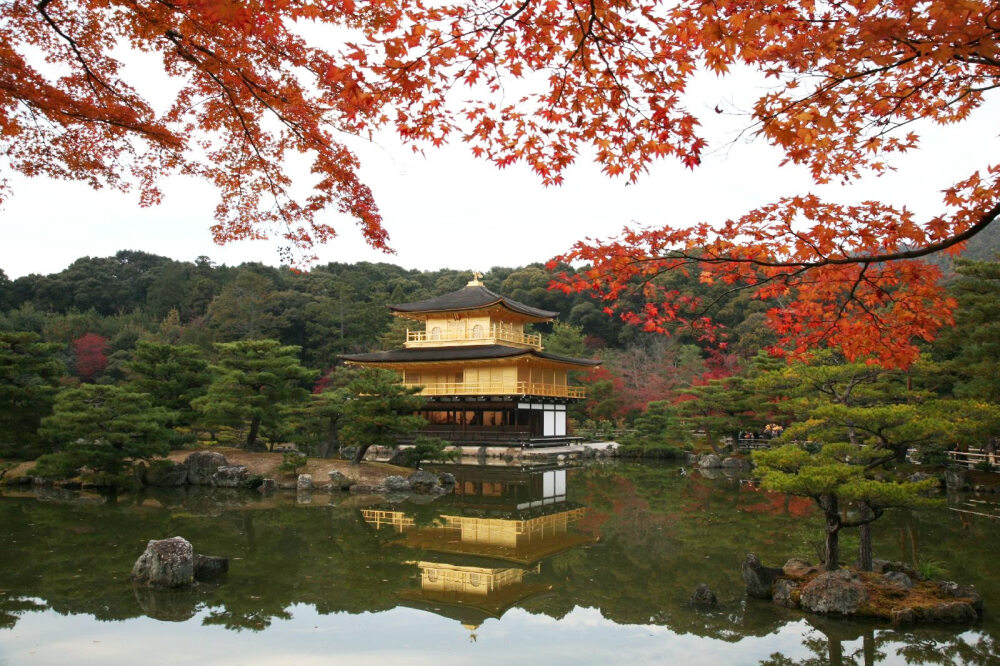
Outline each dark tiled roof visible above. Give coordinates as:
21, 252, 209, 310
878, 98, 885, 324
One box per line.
389, 285, 558, 319
340, 344, 600, 367
536, 350, 602, 366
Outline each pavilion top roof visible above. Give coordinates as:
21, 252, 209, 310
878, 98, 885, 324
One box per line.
389, 284, 558, 321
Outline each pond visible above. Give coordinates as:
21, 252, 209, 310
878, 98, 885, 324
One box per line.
1, 461, 998, 665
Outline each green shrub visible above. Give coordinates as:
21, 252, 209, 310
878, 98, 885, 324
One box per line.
917, 559, 949, 580
278, 451, 307, 475
918, 450, 950, 466
616, 438, 686, 460
395, 437, 458, 468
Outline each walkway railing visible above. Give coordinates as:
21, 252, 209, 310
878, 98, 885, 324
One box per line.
405, 381, 586, 399
736, 438, 776, 451
405, 326, 542, 348
948, 449, 998, 470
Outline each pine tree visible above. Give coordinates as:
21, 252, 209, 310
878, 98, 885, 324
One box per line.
193, 340, 316, 450
336, 368, 427, 465
36, 384, 172, 478
0, 332, 65, 459
754, 443, 939, 572
126, 341, 210, 431
935, 259, 1000, 403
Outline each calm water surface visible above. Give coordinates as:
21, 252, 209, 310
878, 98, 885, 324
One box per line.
1, 462, 998, 665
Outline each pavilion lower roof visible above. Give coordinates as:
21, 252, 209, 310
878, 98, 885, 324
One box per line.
339, 344, 600, 368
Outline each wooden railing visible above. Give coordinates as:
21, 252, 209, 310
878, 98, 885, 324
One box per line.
405, 325, 542, 348
404, 381, 586, 399
736, 438, 775, 451
948, 449, 998, 470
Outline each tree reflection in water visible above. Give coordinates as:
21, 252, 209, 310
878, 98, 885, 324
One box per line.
0, 461, 996, 663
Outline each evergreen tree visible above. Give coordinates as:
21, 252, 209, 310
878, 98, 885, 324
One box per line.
394, 436, 456, 468
193, 340, 316, 450
760, 352, 1000, 462
619, 400, 690, 457
676, 376, 761, 453
543, 321, 587, 358
126, 341, 210, 434
36, 384, 172, 477
754, 443, 939, 571
336, 368, 427, 464
281, 366, 359, 458
205, 271, 286, 341
934, 258, 1000, 403
0, 332, 65, 459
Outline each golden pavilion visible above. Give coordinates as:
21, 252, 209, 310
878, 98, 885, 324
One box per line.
341, 274, 600, 446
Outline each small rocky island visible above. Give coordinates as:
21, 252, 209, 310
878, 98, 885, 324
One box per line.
742, 553, 983, 625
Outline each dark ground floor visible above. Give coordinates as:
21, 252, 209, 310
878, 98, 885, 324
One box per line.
414, 399, 578, 446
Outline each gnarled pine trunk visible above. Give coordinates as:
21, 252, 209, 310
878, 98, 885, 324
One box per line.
819, 493, 841, 571
351, 443, 372, 465
245, 416, 261, 450
857, 504, 874, 571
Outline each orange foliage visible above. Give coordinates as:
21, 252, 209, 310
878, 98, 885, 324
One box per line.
0, 0, 390, 262
5, 1, 998, 364
358, 0, 998, 367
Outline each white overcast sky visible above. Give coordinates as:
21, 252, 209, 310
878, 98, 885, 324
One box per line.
2, 59, 998, 280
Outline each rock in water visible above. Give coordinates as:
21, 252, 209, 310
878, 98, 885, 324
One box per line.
690, 583, 717, 606
297, 474, 313, 491
773, 579, 800, 609
327, 470, 354, 491
698, 454, 722, 469
193, 554, 229, 581
382, 475, 411, 492
944, 469, 968, 491
132, 537, 195, 588
799, 570, 869, 615
212, 465, 249, 488
938, 581, 984, 616
742, 553, 783, 599
891, 601, 979, 625
407, 470, 442, 494
184, 451, 229, 485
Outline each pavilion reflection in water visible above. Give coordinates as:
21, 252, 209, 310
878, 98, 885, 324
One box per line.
361, 463, 596, 632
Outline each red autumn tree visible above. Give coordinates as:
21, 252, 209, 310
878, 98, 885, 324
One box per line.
73, 333, 108, 382
358, 0, 999, 367
0, 0, 390, 260
6, 0, 997, 365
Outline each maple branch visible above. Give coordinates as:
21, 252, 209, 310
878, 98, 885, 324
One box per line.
164, 30, 293, 227
812, 263, 870, 345
35, 0, 105, 99
654, 198, 1000, 270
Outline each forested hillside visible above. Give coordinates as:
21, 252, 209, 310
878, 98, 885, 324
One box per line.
2, 250, 999, 469
0, 250, 775, 379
